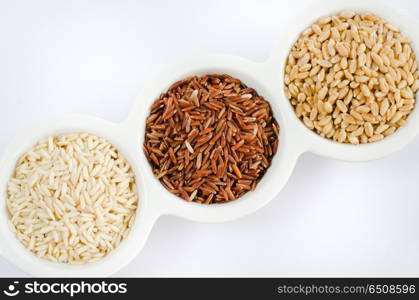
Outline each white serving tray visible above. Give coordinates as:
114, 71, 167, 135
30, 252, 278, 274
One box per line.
0, 0, 418, 277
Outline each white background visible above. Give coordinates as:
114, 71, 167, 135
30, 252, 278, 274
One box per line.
0, 0, 419, 277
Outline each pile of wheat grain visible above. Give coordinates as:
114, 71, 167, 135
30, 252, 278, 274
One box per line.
285, 11, 419, 144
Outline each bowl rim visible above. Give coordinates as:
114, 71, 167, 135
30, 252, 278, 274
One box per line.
124, 53, 302, 223
0, 115, 160, 277
265, 0, 419, 161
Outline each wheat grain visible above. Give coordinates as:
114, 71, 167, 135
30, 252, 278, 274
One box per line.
285, 12, 418, 144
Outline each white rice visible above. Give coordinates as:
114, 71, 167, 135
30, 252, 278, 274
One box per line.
6, 133, 138, 264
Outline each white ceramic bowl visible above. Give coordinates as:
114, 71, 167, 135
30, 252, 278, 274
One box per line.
0, 0, 418, 277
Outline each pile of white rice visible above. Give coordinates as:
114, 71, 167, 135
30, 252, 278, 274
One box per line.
6, 133, 138, 264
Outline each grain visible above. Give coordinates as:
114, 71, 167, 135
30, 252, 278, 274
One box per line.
284, 12, 418, 144
144, 74, 279, 204
7, 133, 138, 264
